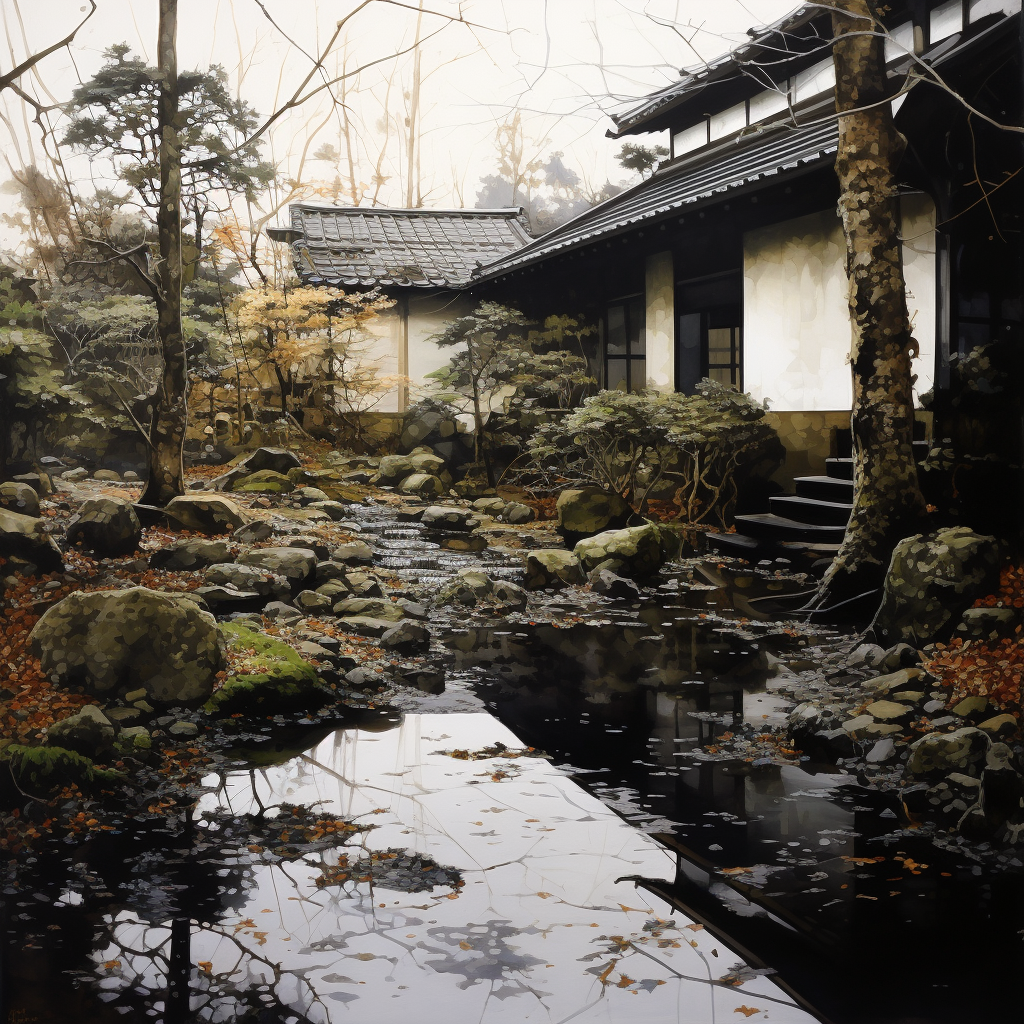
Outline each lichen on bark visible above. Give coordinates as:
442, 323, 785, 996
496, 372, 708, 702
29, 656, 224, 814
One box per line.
817, 0, 928, 608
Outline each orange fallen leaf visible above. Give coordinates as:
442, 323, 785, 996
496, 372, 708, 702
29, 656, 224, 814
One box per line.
734, 1007, 762, 1018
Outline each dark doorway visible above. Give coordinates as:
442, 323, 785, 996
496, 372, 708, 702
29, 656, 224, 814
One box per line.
675, 271, 743, 393
604, 293, 646, 391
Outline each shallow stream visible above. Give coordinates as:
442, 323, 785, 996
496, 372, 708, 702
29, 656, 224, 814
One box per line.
4, 502, 1023, 1024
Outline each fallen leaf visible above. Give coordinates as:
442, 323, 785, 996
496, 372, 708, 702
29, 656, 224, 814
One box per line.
734, 1007, 762, 1018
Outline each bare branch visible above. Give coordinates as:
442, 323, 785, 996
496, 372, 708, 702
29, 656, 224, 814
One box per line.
0, 0, 96, 92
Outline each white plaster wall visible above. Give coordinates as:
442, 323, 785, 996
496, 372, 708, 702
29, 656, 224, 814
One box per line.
406, 292, 477, 408
357, 307, 402, 413
645, 250, 675, 391
743, 199, 937, 411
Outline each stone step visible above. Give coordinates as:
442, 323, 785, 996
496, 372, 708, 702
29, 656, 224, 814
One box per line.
733, 513, 848, 543
825, 457, 854, 481
794, 475, 854, 502
769, 494, 852, 527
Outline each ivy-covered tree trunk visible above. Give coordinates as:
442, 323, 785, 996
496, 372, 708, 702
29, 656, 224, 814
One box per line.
816, 0, 927, 606
141, 0, 187, 506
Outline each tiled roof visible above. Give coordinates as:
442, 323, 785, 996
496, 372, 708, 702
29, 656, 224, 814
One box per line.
289, 205, 534, 289
609, 3, 823, 137
474, 120, 839, 282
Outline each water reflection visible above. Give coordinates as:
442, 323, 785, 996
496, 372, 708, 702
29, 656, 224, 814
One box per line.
22, 714, 817, 1023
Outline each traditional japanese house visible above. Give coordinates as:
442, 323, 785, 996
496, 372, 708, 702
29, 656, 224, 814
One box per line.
274, 205, 533, 421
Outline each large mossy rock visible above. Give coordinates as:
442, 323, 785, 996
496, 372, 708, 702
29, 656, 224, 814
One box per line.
0, 482, 39, 518
164, 494, 250, 534
231, 469, 295, 494
6, 744, 122, 798
525, 549, 585, 590
556, 486, 632, 548
0, 508, 63, 572
66, 496, 142, 557
29, 587, 223, 703
573, 523, 664, 579
207, 622, 329, 717
207, 447, 302, 491
870, 527, 1004, 647
204, 562, 289, 597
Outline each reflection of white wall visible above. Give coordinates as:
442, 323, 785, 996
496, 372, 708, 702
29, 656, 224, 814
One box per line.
644, 251, 674, 391
743, 198, 937, 412
901, 193, 937, 397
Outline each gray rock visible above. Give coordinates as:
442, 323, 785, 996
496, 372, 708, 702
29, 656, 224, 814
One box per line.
62, 467, 89, 482
123, 471, 140, 482
397, 473, 446, 498
380, 620, 431, 653
238, 546, 317, 586
204, 562, 290, 597
294, 590, 334, 613
30, 587, 223, 703
263, 601, 302, 623
502, 501, 535, 525
93, 469, 121, 481
232, 520, 273, 544
343, 571, 386, 598
0, 482, 40, 518
525, 549, 584, 590
556, 486, 632, 546
150, 538, 233, 571
574, 523, 664, 579
472, 497, 506, 515
435, 569, 494, 607
490, 580, 529, 611
331, 597, 405, 621
870, 527, 1004, 647
331, 540, 375, 565
168, 720, 199, 738
420, 505, 479, 531
66, 496, 142, 557
46, 704, 116, 758
281, 534, 331, 559
374, 454, 417, 484
306, 500, 351, 521
589, 569, 640, 599
335, 616, 396, 638
164, 494, 250, 534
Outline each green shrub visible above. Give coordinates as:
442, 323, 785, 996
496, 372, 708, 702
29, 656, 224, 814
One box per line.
527, 380, 783, 526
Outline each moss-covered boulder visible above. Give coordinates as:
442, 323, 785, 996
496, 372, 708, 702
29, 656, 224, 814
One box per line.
207, 622, 330, 717
45, 705, 115, 759
525, 549, 585, 590
232, 469, 295, 493
0, 482, 39, 518
374, 454, 417, 485
574, 523, 664, 579
29, 587, 223, 703
556, 486, 632, 548
870, 528, 1004, 647
164, 494, 250, 534
66, 496, 142, 557
6, 744, 122, 798
207, 447, 302, 491
0, 507, 63, 572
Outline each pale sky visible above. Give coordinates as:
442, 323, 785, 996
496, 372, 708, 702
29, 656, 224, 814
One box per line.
0, 0, 796, 251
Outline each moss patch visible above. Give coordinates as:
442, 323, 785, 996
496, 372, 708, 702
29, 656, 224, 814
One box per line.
5, 744, 123, 798
207, 622, 330, 718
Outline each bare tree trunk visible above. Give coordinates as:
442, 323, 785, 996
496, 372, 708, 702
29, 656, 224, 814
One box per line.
141, 0, 187, 506
816, 0, 927, 606
404, 1, 424, 208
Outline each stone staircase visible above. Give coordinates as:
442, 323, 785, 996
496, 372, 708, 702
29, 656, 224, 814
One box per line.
710, 428, 929, 573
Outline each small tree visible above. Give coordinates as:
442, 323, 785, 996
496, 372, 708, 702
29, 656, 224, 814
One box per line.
528, 381, 783, 524
231, 285, 392, 424
427, 303, 531, 485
